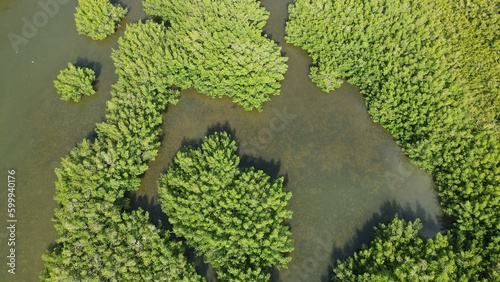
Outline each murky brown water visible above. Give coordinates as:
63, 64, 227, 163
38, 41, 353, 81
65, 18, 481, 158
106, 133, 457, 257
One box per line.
0, 1, 442, 281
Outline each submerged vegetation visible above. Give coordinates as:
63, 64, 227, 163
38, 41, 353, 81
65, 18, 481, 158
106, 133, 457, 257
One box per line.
158, 132, 293, 281
286, 0, 499, 280
74, 0, 127, 40
53, 62, 95, 102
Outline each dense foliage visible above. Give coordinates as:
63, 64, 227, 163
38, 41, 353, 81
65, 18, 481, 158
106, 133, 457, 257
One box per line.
111, 20, 190, 94
75, 0, 127, 40
286, 0, 499, 280
158, 132, 293, 281
143, 0, 288, 111
41, 20, 201, 281
53, 62, 96, 102
333, 215, 459, 281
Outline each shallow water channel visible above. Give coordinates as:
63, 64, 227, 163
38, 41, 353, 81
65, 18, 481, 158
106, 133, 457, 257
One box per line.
0, 0, 442, 281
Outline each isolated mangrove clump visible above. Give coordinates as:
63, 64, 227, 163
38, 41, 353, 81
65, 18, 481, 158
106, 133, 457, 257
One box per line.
158, 131, 294, 281
74, 0, 127, 40
54, 62, 96, 102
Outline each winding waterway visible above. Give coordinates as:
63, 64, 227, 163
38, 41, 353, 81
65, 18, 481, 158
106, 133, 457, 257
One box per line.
0, 0, 442, 281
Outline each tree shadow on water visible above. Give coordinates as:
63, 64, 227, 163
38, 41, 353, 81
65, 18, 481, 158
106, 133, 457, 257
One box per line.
75, 57, 102, 79
186, 250, 218, 282
178, 120, 287, 191
47, 242, 60, 253
321, 199, 443, 282
141, 122, 288, 281
129, 193, 171, 231
109, 0, 127, 9
85, 129, 98, 143
240, 155, 284, 184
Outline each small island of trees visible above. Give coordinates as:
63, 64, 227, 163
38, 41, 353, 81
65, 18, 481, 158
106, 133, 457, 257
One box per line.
159, 132, 293, 281
53, 62, 96, 102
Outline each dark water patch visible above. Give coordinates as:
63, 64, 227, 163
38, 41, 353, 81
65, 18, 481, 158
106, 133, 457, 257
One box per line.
240, 156, 283, 184
206, 122, 237, 142
187, 250, 217, 282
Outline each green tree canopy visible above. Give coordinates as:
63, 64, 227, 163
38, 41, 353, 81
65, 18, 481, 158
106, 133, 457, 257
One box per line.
286, 0, 499, 279
75, 0, 127, 40
43, 12, 198, 282
41, 204, 201, 281
333, 215, 460, 282
158, 132, 293, 281
143, 0, 288, 112
44, 0, 296, 279
54, 62, 96, 102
